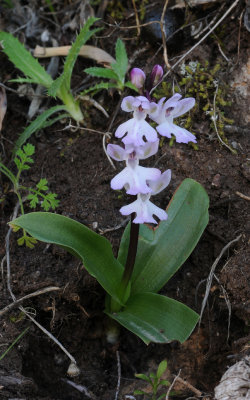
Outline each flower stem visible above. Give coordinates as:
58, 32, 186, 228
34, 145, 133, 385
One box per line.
120, 214, 139, 296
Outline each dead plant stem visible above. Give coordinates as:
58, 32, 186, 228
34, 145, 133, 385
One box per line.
199, 234, 242, 324
160, 0, 170, 69
0, 287, 61, 317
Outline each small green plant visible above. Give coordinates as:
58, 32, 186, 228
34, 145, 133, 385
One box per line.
0, 143, 59, 247
0, 17, 100, 149
82, 38, 137, 96
134, 360, 170, 400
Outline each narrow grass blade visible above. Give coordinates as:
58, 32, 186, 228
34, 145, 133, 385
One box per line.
14, 105, 66, 151
0, 327, 29, 361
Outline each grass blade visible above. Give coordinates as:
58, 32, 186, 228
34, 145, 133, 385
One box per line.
14, 105, 67, 151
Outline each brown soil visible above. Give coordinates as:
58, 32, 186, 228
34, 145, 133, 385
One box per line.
0, 1, 249, 399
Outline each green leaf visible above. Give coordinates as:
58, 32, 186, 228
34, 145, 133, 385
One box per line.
11, 212, 124, 303
134, 390, 148, 395
79, 82, 117, 96
0, 31, 53, 87
159, 379, 170, 386
158, 394, 167, 400
27, 193, 39, 208
107, 292, 199, 344
36, 178, 48, 191
41, 193, 59, 211
49, 17, 100, 96
134, 373, 152, 383
23, 143, 35, 156
47, 75, 64, 98
124, 81, 139, 92
118, 179, 209, 295
112, 39, 128, 83
84, 67, 119, 80
156, 360, 167, 379
14, 105, 67, 151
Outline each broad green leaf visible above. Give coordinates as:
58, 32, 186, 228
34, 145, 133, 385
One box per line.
49, 17, 100, 96
118, 179, 209, 295
14, 105, 67, 151
0, 31, 53, 87
11, 212, 124, 303
112, 39, 128, 82
106, 292, 199, 344
84, 67, 119, 80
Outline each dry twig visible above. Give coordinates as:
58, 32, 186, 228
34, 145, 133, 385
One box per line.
0, 286, 60, 317
199, 234, 242, 324
175, 376, 202, 397
212, 84, 235, 153
151, 0, 240, 94
131, 0, 140, 36
114, 351, 121, 400
160, 0, 170, 69
2, 200, 79, 370
165, 370, 181, 399
235, 191, 250, 201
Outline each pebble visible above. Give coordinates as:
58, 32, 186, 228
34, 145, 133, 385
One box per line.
211, 174, 221, 188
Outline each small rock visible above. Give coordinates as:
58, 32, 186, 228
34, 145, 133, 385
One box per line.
92, 221, 98, 230
241, 162, 250, 181
211, 173, 221, 188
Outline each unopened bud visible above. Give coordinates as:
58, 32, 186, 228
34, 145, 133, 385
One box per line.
130, 68, 146, 89
150, 65, 163, 88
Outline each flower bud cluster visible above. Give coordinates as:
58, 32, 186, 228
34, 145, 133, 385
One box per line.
108, 67, 196, 224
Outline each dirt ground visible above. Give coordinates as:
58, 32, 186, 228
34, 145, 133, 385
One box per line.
0, 1, 249, 399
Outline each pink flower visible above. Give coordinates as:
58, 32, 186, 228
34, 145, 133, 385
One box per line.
115, 96, 158, 146
149, 94, 196, 144
120, 169, 171, 224
150, 65, 163, 88
130, 68, 146, 89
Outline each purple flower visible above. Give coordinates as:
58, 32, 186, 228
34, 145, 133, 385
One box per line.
130, 68, 146, 89
115, 96, 158, 146
120, 169, 171, 224
150, 65, 163, 88
149, 94, 196, 144
110, 160, 161, 195
107, 140, 159, 162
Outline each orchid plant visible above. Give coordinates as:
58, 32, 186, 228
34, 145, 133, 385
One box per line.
11, 65, 209, 345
